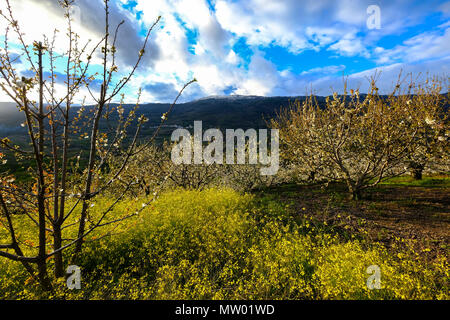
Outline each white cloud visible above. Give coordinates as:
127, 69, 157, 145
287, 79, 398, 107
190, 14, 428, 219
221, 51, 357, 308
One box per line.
439, 1, 450, 16
306, 57, 450, 95
375, 27, 450, 64
328, 35, 370, 58
0, 0, 448, 104
215, 0, 314, 54
234, 53, 279, 96
0, 0, 149, 104
301, 65, 346, 76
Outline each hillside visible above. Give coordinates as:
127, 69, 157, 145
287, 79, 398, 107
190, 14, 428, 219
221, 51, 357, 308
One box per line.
0, 95, 314, 133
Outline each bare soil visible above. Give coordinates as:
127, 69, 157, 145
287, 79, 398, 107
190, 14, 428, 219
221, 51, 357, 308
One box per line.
259, 182, 450, 260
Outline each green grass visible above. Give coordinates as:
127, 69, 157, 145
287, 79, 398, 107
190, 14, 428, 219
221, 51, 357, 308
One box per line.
380, 175, 450, 188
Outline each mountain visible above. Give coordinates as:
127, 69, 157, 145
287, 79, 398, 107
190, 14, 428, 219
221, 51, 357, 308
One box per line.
0, 102, 24, 132
0, 96, 308, 140
2, 93, 447, 135
0, 96, 301, 175
0, 95, 302, 130
0, 95, 309, 154
136, 95, 315, 130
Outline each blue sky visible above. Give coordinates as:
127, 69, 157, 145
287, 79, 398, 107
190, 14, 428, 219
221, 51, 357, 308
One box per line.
0, 0, 449, 103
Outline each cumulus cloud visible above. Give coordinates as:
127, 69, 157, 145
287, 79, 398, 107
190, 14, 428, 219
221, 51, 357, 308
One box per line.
0, 0, 154, 68
0, 0, 448, 103
375, 27, 450, 64
328, 35, 370, 58
214, 0, 445, 55
143, 82, 179, 101
234, 53, 279, 96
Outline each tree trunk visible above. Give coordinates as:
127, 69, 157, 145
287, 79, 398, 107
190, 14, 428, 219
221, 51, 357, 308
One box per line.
409, 162, 424, 180
412, 168, 423, 180
53, 225, 64, 278
347, 181, 362, 200
37, 44, 52, 291
37, 258, 52, 291
75, 84, 106, 255
351, 189, 362, 201
307, 171, 316, 182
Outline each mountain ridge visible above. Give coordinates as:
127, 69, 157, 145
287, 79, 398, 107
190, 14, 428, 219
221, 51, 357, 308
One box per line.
0, 95, 307, 131
1, 93, 447, 134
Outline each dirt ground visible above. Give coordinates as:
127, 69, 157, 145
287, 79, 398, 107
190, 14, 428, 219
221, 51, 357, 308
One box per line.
260, 181, 450, 260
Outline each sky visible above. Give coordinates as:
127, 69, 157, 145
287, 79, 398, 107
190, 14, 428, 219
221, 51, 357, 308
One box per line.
0, 0, 449, 103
